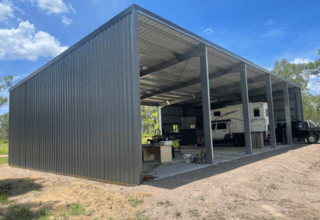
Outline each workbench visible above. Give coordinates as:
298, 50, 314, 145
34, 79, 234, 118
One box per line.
142, 144, 172, 163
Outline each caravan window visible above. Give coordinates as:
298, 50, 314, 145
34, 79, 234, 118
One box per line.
214, 111, 221, 116
217, 123, 226, 130
254, 109, 260, 117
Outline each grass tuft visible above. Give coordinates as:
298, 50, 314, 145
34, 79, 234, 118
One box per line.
176, 212, 181, 217
85, 209, 94, 216
4, 205, 51, 220
130, 198, 143, 207
189, 210, 199, 217
0, 143, 8, 155
69, 203, 85, 216
0, 157, 8, 165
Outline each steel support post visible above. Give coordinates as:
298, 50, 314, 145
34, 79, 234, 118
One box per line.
200, 44, 214, 164
240, 63, 252, 154
283, 83, 293, 144
294, 87, 303, 121
157, 107, 162, 135
266, 75, 277, 149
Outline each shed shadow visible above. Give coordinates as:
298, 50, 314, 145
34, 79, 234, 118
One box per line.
0, 178, 43, 199
144, 144, 308, 190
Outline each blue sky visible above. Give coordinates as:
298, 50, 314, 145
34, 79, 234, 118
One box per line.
0, 0, 319, 114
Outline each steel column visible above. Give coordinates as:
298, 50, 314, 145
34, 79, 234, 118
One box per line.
200, 44, 214, 164
240, 63, 252, 154
283, 83, 293, 144
158, 107, 162, 135
294, 87, 303, 121
266, 75, 276, 149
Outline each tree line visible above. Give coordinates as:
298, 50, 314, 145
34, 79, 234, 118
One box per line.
272, 49, 320, 125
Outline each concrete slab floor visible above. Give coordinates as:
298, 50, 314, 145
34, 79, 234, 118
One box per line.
142, 143, 294, 182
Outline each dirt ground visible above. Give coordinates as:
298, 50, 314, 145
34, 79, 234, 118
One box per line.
1, 143, 320, 220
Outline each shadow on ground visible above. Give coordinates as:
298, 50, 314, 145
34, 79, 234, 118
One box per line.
0, 178, 58, 220
145, 144, 309, 190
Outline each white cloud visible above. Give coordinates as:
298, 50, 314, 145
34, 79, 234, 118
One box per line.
261, 27, 285, 38
0, 21, 68, 61
263, 66, 273, 71
68, 3, 76, 13
307, 80, 320, 92
0, 0, 14, 21
62, 16, 72, 26
0, 104, 9, 115
266, 20, 273, 25
30, 0, 68, 14
13, 73, 29, 81
203, 28, 213, 35
290, 58, 314, 64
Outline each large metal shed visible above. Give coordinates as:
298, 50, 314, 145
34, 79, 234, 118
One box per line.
9, 4, 303, 185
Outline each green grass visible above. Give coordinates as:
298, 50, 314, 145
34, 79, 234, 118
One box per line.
0, 157, 8, 165
189, 210, 199, 217
85, 209, 94, 216
142, 138, 149, 144
142, 134, 154, 138
0, 143, 8, 155
130, 198, 143, 207
69, 203, 85, 216
135, 213, 148, 220
3, 205, 51, 220
176, 212, 181, 217
60, 212, 69, 220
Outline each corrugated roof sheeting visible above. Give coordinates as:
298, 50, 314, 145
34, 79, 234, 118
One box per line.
137, 11, 298, 106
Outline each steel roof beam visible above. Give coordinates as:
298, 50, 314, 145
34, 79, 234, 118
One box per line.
162, 80, 286, 107
206, 83, 295, 108
140, 46, 204, 78
141, 62, 243, 100
141, 101, 159, 106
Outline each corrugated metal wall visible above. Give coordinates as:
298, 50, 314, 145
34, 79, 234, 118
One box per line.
9, 11, 142, 185
161, 106, 184, 133
273, 93, 297, 121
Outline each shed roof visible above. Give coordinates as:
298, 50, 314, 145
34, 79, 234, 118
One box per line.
10, 4, 299, 108
135, 4, 299, 107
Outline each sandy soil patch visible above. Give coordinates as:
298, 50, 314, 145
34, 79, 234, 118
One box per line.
1, 144, 320, 219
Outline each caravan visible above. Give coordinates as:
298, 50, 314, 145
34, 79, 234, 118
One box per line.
211, 102, 269, 146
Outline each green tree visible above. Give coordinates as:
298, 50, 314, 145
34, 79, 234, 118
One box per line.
271, 49, 320, 124
0, 75, 13, 141
141, 106, 158, 134
272, 59, 309, 90
302, 49, 320, 78
0, 113, 9, 140
0, 75, 13, 108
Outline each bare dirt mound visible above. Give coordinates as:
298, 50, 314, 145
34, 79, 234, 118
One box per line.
0, 144, 319, 219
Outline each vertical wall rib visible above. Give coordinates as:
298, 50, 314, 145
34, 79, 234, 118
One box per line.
9, 11, 142, 185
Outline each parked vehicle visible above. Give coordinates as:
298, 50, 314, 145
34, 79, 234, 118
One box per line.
211, 102, 269, 146
289, 120, 320, 144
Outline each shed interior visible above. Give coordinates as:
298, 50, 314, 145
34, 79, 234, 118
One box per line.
136, 10, 301, 134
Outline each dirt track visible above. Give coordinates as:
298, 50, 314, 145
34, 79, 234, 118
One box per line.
1, 144, 320, 219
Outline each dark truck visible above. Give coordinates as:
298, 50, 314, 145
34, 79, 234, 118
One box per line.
291, 121, 320, 144
277, 120, 320, 144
